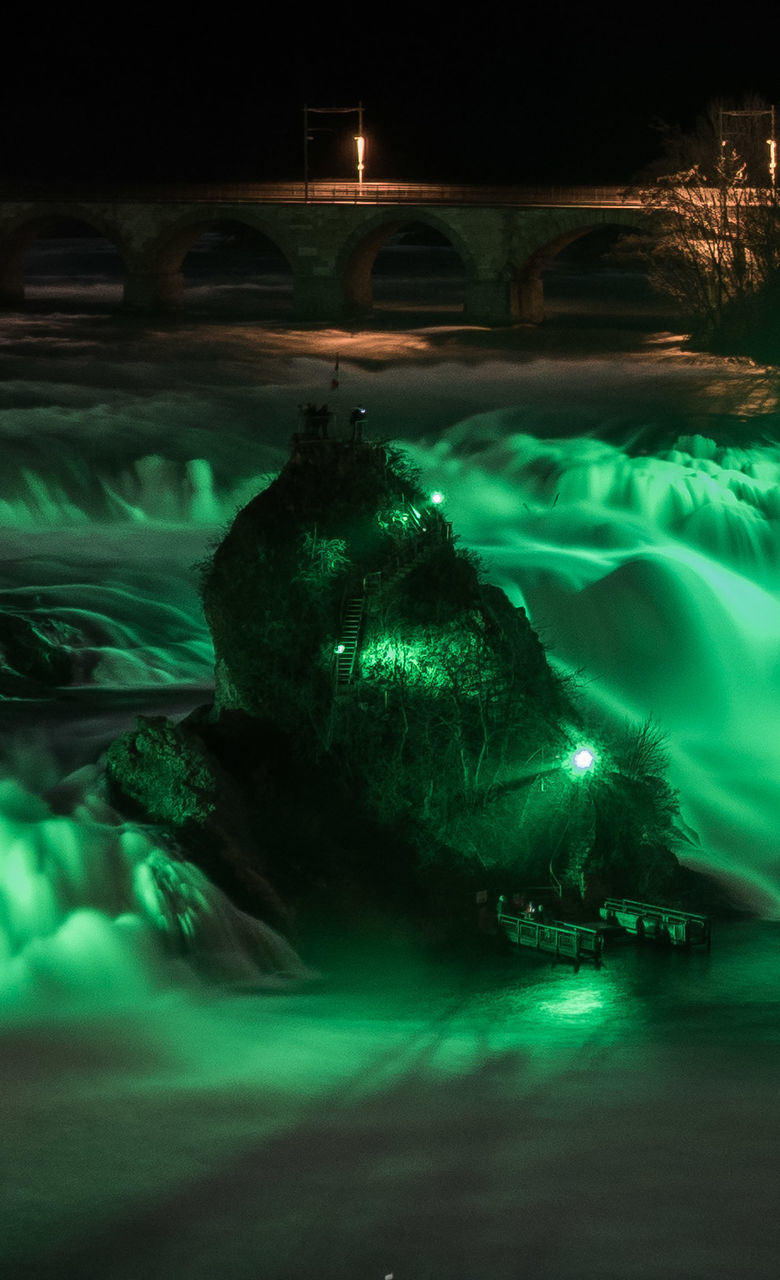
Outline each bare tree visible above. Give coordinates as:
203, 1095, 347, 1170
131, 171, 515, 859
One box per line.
640, 100, 780, 346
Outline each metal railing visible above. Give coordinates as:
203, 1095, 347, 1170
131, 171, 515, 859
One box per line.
498, 912, 604, 960
600, 898, 711, 947
0, 180, 645, 209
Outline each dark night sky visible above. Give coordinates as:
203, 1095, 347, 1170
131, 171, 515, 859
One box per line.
4, 4, 778, 187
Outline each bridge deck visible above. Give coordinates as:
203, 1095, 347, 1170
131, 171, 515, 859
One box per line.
0, 180, 644, 208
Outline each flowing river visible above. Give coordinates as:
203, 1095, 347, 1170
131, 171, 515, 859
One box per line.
1, 248, 779, 1277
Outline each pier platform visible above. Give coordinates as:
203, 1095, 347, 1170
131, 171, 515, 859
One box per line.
497, 912, 605, 965
599, 898, 711, 948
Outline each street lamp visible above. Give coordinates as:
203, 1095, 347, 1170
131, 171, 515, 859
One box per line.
303, 102, 366, 201
354, 132, 366, 187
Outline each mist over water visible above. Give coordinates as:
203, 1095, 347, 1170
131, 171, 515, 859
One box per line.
2, 243, 780, 1278
2, 256, 780, 998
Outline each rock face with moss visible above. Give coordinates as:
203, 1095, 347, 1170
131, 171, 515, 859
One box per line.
201, 440, 565, 860
105, 712, 291, 931
108, 437, 685, 936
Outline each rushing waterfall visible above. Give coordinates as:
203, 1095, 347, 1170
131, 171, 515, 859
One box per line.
2, 291, 780, 1008
404, 426, 780, 913
0, 764, 314, 1015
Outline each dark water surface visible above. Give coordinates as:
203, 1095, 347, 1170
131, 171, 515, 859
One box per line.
2, 922, 778, 1279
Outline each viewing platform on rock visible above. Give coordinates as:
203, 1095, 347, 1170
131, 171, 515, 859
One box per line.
492, 893, 712, 968
599, 898, 712, 948
289, 404, 381, 463
497, 910, 606, 967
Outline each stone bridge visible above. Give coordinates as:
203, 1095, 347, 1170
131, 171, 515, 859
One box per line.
0, 181, 649, 326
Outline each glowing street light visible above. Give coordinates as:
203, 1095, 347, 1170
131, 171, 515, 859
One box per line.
303, 101, 366, 201
430, 490, 445, 505
354, 133, 366, 186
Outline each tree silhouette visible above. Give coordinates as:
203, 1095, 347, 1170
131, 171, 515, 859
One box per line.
640, 99, 780, 351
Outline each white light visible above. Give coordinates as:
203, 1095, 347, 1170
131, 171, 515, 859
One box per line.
354, 135, 366, 185
572, 748, 595, 773
431, 490, 445, 505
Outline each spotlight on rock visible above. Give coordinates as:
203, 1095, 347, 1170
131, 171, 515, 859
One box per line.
571, 746, 596, 775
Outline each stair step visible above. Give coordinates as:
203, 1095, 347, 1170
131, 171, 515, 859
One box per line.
333, 595, 366, 687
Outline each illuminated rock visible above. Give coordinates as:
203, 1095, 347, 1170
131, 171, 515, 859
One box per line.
105, 713, 290, 933
106, 439, 694, 940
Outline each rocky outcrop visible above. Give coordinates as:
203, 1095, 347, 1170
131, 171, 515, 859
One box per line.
199, 439, 574, 871
106, 713, 291, 933
0, 610, 77, 693
107, 438, 690, 940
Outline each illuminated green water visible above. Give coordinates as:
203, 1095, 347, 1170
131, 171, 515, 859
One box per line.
1, 307, 780, 1001
1, 300, 779, 1276
1, 922, 777, 1278
404, 429, 780, 913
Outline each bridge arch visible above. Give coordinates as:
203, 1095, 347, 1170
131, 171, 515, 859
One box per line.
510, 211, 653, 323
0, 190, 656, 326
0, 208, 131, 309
128, 212, 296, 314
338, 210, 476, 320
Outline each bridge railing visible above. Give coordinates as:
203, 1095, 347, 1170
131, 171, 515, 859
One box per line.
0, 180, 645, 208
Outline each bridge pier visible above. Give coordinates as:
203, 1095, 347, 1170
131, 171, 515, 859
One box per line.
123, 270, 184, 313
463, 272, 545, 326
464, 276, 517, 326
516, 271, 545, 324
0, 188, 646, 326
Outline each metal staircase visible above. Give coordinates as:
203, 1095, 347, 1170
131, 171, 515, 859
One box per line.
334, 595, 365, 686
331, 551, 427, 691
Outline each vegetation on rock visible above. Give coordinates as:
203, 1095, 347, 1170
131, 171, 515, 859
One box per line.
108, 438, 688, 938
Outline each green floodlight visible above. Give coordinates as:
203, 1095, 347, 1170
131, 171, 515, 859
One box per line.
571, 746, 596, 775
430, 490, 445, 506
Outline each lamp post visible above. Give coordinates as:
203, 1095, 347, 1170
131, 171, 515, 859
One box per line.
354, 99, 366, 188
354, 132, 366, 187
303, 102, 366, 201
